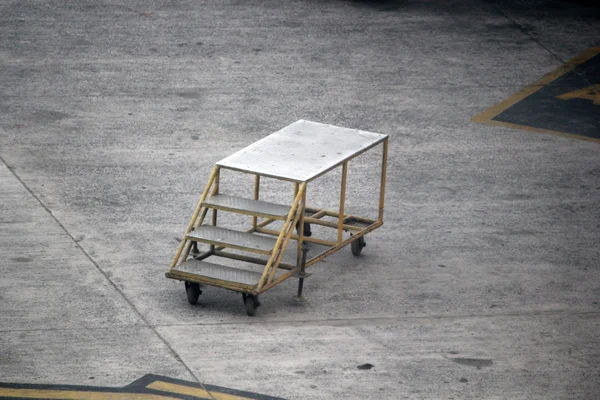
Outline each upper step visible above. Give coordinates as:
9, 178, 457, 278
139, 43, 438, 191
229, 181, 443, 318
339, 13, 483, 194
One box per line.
170, 259, 263, 287
203, 194, 291, 219
186, 225, 278, 255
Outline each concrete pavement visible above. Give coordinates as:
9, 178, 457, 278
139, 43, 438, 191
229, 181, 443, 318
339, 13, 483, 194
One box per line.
0, 159, 194, 385
1, 0, 599, 399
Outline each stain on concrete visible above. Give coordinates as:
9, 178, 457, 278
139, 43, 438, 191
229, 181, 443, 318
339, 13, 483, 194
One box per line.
357, 363, 375, 370
177, 91, 202, 99
11, 257, 32, 263
451, 357, 493, 369
31, 110, 70, 123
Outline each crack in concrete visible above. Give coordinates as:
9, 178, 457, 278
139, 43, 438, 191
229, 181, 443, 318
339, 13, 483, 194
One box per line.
492, 3, 596, 88
0, 155, 216, 400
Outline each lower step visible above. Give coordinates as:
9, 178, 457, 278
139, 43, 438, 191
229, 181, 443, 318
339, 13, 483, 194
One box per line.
170, 259, 263, 286
186, 225, 277, 254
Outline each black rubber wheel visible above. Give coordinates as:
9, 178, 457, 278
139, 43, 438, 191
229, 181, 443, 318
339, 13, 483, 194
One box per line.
185, 282, 201, 305
351, 236, 366, 256
243, 294, 260, 316
303, 222, 312, 237
296, 221, 312, 237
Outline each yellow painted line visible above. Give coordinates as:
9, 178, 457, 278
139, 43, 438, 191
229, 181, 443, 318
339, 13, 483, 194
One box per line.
471, 118, 600, 143
471, 46, 600, 143
146, 381, 257, 400
556, 85, 600, 105
0, 387, 179, 400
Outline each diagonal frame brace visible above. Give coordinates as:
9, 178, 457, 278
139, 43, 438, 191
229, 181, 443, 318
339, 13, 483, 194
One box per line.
257, 182, 306, 290
169, 166, 220, 271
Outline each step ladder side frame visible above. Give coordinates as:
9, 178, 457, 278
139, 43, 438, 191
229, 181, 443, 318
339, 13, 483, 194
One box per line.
209, 168, 220, 254
257, 182, 306, 291
195, 168, 221, 232
266, 195, 304, 285
169, 166, 219, 271
181, 167, 221, 262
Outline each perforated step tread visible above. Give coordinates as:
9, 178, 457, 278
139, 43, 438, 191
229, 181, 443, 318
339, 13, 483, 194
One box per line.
172, 259, 263, 286
186, 225, 277, 254
203, 194, 291, 219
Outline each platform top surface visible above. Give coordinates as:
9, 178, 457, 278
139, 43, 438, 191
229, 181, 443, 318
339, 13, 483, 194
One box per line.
217, 120, 388, 182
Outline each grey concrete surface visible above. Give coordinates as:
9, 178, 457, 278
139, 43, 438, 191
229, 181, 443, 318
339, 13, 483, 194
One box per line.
158, 313, 600, 399
1, 0, 599, 399
0, 162, 141, 332
0, 160, 194, 387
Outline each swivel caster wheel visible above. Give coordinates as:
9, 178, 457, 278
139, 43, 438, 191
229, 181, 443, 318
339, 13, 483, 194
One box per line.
351, 236, 366, 256
243, 294, 261, 316
296, 221, 312, 237
185, 282, 202, 305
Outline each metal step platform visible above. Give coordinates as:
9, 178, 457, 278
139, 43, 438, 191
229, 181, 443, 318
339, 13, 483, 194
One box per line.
170, 259, 263, 286
186, 225, 278, 255
203, 194, 291, 219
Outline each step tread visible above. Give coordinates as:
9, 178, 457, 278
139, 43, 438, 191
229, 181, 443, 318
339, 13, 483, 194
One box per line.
187, 225, 277, 254
204, 194, 291, 219
173, 259, 263, 286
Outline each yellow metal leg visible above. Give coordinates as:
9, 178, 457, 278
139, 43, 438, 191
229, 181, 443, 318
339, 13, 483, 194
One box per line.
252, 174, 260, 230
378, 138, 388, 223
268, 206, 302, 284
296, 187, 306, 269
338, 162, 348, 243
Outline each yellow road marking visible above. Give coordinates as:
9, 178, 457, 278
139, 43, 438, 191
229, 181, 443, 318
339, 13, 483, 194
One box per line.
146, 381, 257, 400
0, 387, 179, 400
471, 46, 600, 143
557, 85, 600, 105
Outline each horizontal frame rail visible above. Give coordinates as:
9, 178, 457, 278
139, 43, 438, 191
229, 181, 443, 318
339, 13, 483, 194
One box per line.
256, 221, 382, 294
255, 227, 337, 247
214, 250, 295, 271
305, 221, 382, 268
303, 217, 363, 231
